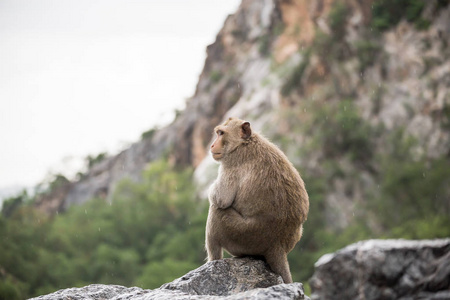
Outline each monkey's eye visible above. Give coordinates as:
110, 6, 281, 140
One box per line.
217, 130, 224, 136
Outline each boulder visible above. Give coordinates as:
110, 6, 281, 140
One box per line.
310, 239, 450, 300
30, 257, 309, 300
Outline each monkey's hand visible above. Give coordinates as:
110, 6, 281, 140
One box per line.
208, 180, 236, 209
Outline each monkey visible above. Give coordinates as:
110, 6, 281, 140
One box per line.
205, 117, 309, 284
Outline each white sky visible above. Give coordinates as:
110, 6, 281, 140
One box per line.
0, 0, 241, 192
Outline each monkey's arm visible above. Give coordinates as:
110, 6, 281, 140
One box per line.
208, 179, 238, 209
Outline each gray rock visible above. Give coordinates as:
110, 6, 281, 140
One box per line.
30, 257, 309, 300
310, 239, 450, 300
29, 285, 144, 300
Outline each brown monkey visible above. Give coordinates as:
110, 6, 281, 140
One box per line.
205, 117, 309, 283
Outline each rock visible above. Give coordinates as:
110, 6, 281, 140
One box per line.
29, 285, 144, 300
30, 257, 309, 300
310, 239, 450, 300
161, 257, 283, 295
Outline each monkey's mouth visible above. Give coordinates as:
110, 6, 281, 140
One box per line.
211, 152, 223, 159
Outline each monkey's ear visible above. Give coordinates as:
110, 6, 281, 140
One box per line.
241, 122, 252, 139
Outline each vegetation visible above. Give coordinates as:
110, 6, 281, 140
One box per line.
371, 0, 430, 31
86, 152, 107, 169
328, 1, 349, 40
281, 50, 311, 97
308, 99, 376, 166
354, 40, 381, 73
1, 2, 449, 298
2, 97, 448, 299
1, 190, 30, 218
141, 127, 158, 140
259, 35, 271, 56
0, 161, 207, 299
210, 70, 223, 83
278, 99, 450, 285
275, 0, 450, 288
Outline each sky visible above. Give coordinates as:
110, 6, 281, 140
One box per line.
0, 0, 241, 195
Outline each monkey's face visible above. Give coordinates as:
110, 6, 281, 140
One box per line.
210, 117, 252, 161
211, 127, 226, 161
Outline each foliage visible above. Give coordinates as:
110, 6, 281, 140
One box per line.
258, 35, 271, 56
371, 129, 450, 231
1, 190, 30, 218
311, 29, 334, 62
0, 160, 207, 299
49, 174, 70, 190
275, 98, 450, 284
371, 0, 429, 31
141, 127, 158, 140
328, 1, 349, 40
308, 99, 376, 167
86, 152, 107, 169
281, 50, 311, 97
210, 70, 223, 83
1, 103, 449, 298
442, 103, 450, 130
314, 1, 350, 62
354, 40, 381, 72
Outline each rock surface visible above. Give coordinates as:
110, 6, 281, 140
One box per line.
30, 257, 309, 300
310, 239, 450, 300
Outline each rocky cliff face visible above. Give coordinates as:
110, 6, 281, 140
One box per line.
35, 0, 450, 233
35, 0, 286, 213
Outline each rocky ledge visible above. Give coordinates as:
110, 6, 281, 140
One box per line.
310, 239, 450, 300
31, 239, 450, 300
30, 257, 309, 300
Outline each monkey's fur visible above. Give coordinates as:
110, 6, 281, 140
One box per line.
206, 117, 309, 283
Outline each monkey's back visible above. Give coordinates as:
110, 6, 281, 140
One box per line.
230, 134, 309, 251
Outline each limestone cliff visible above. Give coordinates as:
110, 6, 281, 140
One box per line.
35, 0, 450, 227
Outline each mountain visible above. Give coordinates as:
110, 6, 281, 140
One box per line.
34, 0, 450, 234
4, 1, 450, 298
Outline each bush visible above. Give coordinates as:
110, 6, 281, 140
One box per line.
141, 127, 158, 140
371, 129, 450, 232
86, 152, 107, 168
258, 35, 271, 56
137, 259, 198, 288
1, 190, 29, 218
281, 50, 311, 96
308, 99, 375, 167
0, 278, 23, 300
0, 160, 207, 297
275, 99, 450, 284
371, 0, 429, 31
329, 2, 349, 40
210, 70, 223, 83
354, 40, 381, 72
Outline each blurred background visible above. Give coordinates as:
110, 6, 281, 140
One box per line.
0, 0, 240, 193
1, 0, 449, 298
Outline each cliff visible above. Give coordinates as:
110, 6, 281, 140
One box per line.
35, 0, 284, 213
6, 1, 450, 298
34, 0, 450, 222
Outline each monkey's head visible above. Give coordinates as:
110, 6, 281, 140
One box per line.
210, 117, 252, 162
